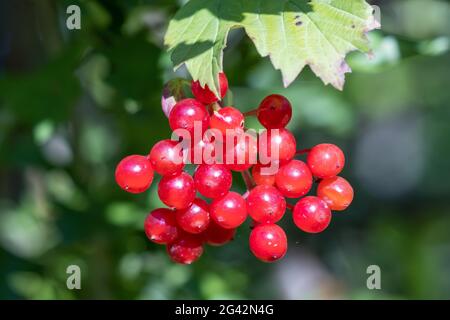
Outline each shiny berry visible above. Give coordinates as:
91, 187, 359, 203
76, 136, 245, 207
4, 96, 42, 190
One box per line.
185, 137, 219, 165
210, 192, 247, 229
169, 98, 210, 135
176, 198, 210, 234
317, 176, 354, 211
259, 128, 296, 164
194, 164, 232, 199
223, 132, 258, 172
191, 72, 228, 105
246, 185, 286, 224
293, 196, 332, 233
144, 208, 178, 244
252, 164, 276, 186
158, 171, 196, 209
167, 233, 204, 264
115, 155, 154, 193
210, 106, 245, 135
202, 221, 236, 246
307, 143, 345, 178
275, 160, 313, 198
249, 224, 287, 262
149, 139, 184, 176
257, 94, 292, 129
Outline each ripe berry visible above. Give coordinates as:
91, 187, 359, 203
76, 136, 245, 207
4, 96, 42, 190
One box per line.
246, 185, 286, 224
293, 196, 332, 233
257, 94, 292, 129
176, 198, 210, 234
252, 164, 276, 186
223, 133, 258, 172
317, 176, 354, 211
210, 192, 247, 229
115, 155, 154, 193
259, 128, 296, 164
185, 136, 219, 165
249, 224, 287, 262
202, 221, 236, 246
307, 143, 345, 178
118, 72, 355, 264
191, 72, 228, 105
194, 164, 232, 199
210, 106, 244, 135
158, 171, 196, 209
169, 98, 210, 135
149, 139, 184, 176
167, 233, 204, 264
144, 208, 178, 244
275, 160, 313, 198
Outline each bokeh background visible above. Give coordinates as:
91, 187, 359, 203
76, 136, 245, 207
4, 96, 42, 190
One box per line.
1, 0, 449, 299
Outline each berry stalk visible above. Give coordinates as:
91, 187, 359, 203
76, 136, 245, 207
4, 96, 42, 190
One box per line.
241, 169, 256, 191
296, 148, 311, 155
243, 109, 258, 117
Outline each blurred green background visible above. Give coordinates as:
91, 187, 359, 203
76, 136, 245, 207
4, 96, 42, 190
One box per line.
1, 0, 450, 300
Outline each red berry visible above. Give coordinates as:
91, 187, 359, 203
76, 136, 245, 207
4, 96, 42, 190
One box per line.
185, 136, 219, 165
191, 72, 228, 105
169, 98, 210, 135
275, 160, 313, 198
167, 233, 204, 264
259, 128, 296, 164
115, 155, 154, 193
293, 196, 331, 233
252, 164, 276, 186
257, 94, 292, 129
317, 176, 354, 211
144, 208, 178, 244
307, 143, 345, 178
223, 132, 258, 172
202, 221, 236, 246
149, 139, 184, 176
194, 164, 232, 199
158, 171, 196, 209
249, 224, 287, 262
210, 106, 244, 135
176, 198, 210, 234
246, 185, 286, 224
210, 192, 247, 229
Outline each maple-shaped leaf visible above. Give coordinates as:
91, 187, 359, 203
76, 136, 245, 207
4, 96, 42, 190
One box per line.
165, 0, 380, 96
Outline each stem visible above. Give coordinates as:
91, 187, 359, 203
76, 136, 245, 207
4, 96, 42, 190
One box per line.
243, 109, 258, 117
208, 102, 222, 114
286, 203, 295, 211
241, 169, 256, 191
210, 102, 222, 112
296, 148, 311, 156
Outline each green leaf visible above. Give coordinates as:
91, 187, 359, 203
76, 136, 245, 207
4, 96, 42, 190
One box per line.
165, 0, 379, 95
0, 43, 83, 123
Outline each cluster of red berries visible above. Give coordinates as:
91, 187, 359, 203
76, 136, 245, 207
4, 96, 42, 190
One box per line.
115, 72, 354, 264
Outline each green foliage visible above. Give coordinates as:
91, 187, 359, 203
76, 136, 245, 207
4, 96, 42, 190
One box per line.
165, 0, 379, 96
1, 0, 450, 300
103, 34, 162, 101
0, 45, 83, 123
